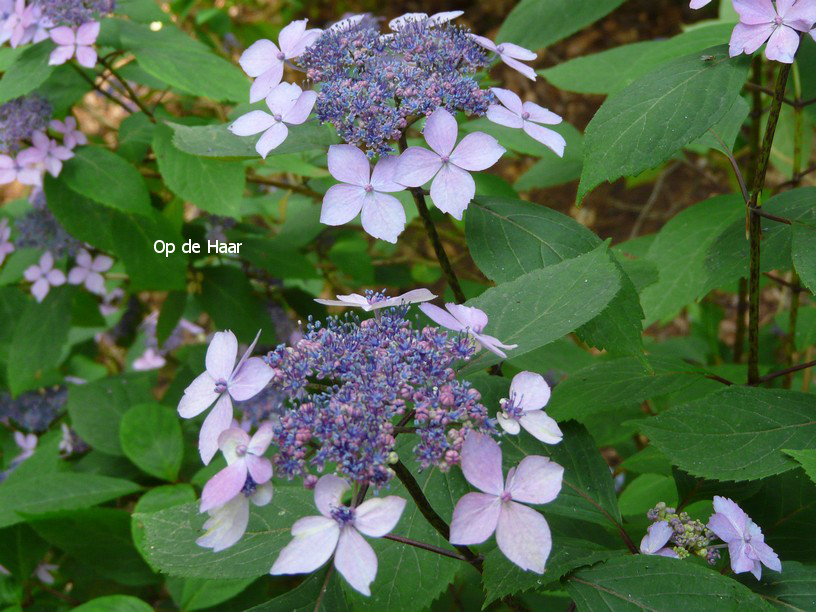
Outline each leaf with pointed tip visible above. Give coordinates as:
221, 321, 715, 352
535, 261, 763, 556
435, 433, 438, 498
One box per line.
741, 561, 816, 611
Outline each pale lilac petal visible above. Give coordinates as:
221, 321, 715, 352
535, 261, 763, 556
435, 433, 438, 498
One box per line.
733, 0, 778, 24
49, 26, 75, 45
429, 163, 474, 219
229, 111, 276, 137
320, 184, 366, 226
450, 132, 504, 171
784, 1, 816, 28
314, 294, 370, 309
178, 371, 219, 418
690, 0, 713, 8
270, 516, 340, 575
199, 394, 234, 465
229, 357, 273, 401
75, 22, 100, 45
510, 371, 551, 411
328, 145, 371, 186
46, 269, 65, 286
473, 333, 518, 358
487, 104, 524, 129
31, 278, 49, 302
374, 289, 437, 309
206, 331, 238, 380
217, 427, 251, 464
266, 82, 302, 116
75, 45, 97, 68
246, 454, 273, 484
39, 251, 54, 272
278, 19, 308, 55
764, 25, 800, 63
233, 329, 261, 375
360, 192, 406, 243
239, 39, 280, 77
446, 303, 488, 331
495, 501, 552, 573
522, 102, 562, 125
419, 303, 466, 332
506, 455, 563, 504
449, 492, 501, 544
24, 264, 42, 283
251, 482, 274, 506
497, 412, 521, 435
752, 540, 782, 572
710, 497, 749, 541
315, 475, 350, 518
248, 422, 275, 455
394, 147, 442, 187
707, 513, 742, 543
429, 10, 464, 24
249, 65, 284, 103
84, 271, 105, 294
91, 254, 113, 272
519, 411, 563, 445
469, 34, 498, 52
200, 461, 247, 512
256, 123, 289, 158
776, 0, 797, 17
490, 87, 524, 115
353, 496, 407, 537
461, 432, 504, 495
369, 155, 404, 192
334, 528, 378, 596
75, 249, 92, 268
48, 45, 74, 66
501, 55, 537, 81
389, 13, 429, 30
498, 42, 536, 61
523, 122, 566, 157
281, 91, 317, 125
197, 495, 250, 552
729, 540, 757, 574
285, 28, 321, 58
68, 267, 88, 285
423, 108, 459, 157
640, 521, 674, 554
729, 22, 776, 56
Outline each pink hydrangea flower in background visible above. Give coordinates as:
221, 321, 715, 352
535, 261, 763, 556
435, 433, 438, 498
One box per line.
419, 302, 517, 358
497, 371, 562, 444
468, 34, 538, 80
690, 0, 714, 8
34, 563, 58, 585
68, 249, 112, 294
395, 108, 505, 219
177, 330, 274, 464
640, 521, 680, 558
200, 425, 275, 513
315, 288, 436, 311
27, 132, 74, 177
707, 496, 781, 579
729, 0, 816, 63
271, 475, 406, 596
228, 83, 317, 158
99, 287, 124, 316
49, 22, 100, 68
50, 116, 87, 149
487, 88, 566, 157
24, 251, 65, 302
3, 0, 48, 48
0, 151, 44, 187
132, 348, 166, 371
197, 481, 274, 552
239, 19, 321, 103
0, 218, 14, 266
450, 432, 563, 573
319, 145, 407, 242
388, 11, 463, 30
13, 431, 37, 463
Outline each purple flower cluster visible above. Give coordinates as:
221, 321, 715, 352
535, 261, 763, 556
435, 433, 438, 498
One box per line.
645, 502, 720, 563
0, 385, 67, 432
264, 305, 492, 487
0, 95, 52, 154
13, 204, 80, 257
32, 0, 114, 27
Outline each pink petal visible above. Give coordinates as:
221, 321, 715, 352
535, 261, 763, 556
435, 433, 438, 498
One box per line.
784, 1, 816, 28
229, 357, 273, 401
446, 303, 488, 331
764, 24, 800, 63
729, 22, 775, 56
729, 540, 757, 574
429, 10, 464, 24
369, 155, 404, 193
234, 329, 261, 375
360, 192, 406, 243
285, 28, 321, 58
68, 267, 87, 285
522, 102, 562, 125
249, 65, 284, 103
707, 512, 743, 543
256, 123, 289, 158
450, 132, 504, 171
473, 332, 518, 358
510, 371, 551, 411
469, 34, 497, 52
206, 331, 238, 380
429, 163, 474, 219
76, 249, 92, 269
75, 21, 100, 45
640, 521, 673, 554
497, 42, 536, 61
353, 496, 407, 537
523, 122, 566, 157
501, 55, 537, 81
423, 108, 459, 157
246, 454, 273, 484
39, 251, 54, 271
497, 412, 521, 435
178, 371, 219, 418
334, 528, 378, 596
519, 411, 563, 445
495, 501, 552, 573
197, 496, 249, 552
49, 26, 75, 45
487, 104, 524, 129
328, 145, 371, 186
419, 303, 466, 332
689, 0, 713, 8
320, 184, 366, 226
315, 475, 350, 518
75, 45, 97, 68
24, 265, 42, 283
460, 432, 504, 495
490, 87, 524, 115
229, 111, 276, 137
251, 482, 274, 506
449, 492, 501, 544
200, 461, 248, 512
31, 278, 49, 302
733, 0, 778, 24
506, 455, 563, 504
248, 422, 275, 455
48, 45, 75, 66
84, 271, 105, 294
199, 394, 234, 465
217, 427, 251, 464
711, 496, 749, 539
91, 254, 113, 272
46, 268, 65, 286
239, 39, 280, 77
752, 540, 782, 572
270, 516, 340, 575
278, 19, 308, 53
394, 147, 442, 187
265, 82, 302, 116
282, 91, 317, 125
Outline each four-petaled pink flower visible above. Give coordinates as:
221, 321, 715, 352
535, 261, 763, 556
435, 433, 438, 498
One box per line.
0, 218, 15, 266
395, 108, 505, 219
450, 432, 563, 573
239, 19, 321, 103
132, 348, 166, 371
24, 251, 65, 303
707, 496, 781, 579
690, 0, 714, 8
419, 302, 517, 358
49, 22, 100, 68
320, 145, 407, 243
0, 151, 44, 187
729, 0, 816, 64
50, 117, 87, 150
315, 288, 436, 311
468, 34, 538, 80
27, 132, 74, 178
271, 474, 406, 596
228, 83, 317, 159
68, 249, 113, 295
497, 371, 562, 444
487, 88, 566, 157
200, 424, 274, 512
640, 521, 680, 558
198, 479, 274, 552
177, 330, 274, 464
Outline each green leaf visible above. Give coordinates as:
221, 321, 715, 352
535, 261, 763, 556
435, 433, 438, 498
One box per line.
245, 569, 349, 611
566, 555, 772, 611
118, 112, 156, 163
540, 23, 735, 95
7, 288, 73, 396
618, 474, 678, 517
60, 146, 152, 216
0, 41, 55, 103
167, 576, 256, 612
153, 123, 246, 217
73, 595, 153, 612
689, 96, 751, 155
640, 386, 816, 482
156, 291, 187, 346
169, 121, 339, 159
197, 266, 274, 343
792, 221, 816, 294
119, 21, 248, 102
578, 47, 750, 202
744, 561, 816, 610
462, 244, 621, 372
67, 374, 155, 456
120, 403, 184, 481
44, 177, 117, 252
782, 449, 816, 486
497, 0, 626, 51
0, 473, 140, 528
0, 525, 48, 579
